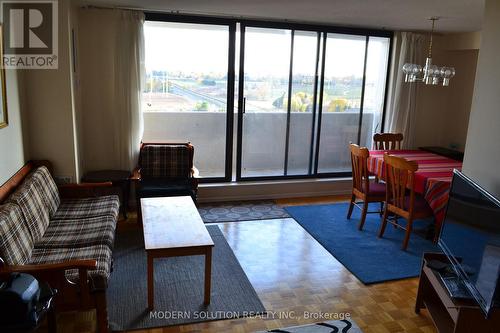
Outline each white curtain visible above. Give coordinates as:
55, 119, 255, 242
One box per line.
78, 8, 145, 172
385, 32, 425, 148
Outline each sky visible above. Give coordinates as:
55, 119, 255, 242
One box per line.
144, 21, 389, 79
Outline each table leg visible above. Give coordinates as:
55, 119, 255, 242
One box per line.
204, 247, 212, 305
147, 253, 154, 310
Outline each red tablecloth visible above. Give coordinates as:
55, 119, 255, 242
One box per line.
367, 150, 462, 225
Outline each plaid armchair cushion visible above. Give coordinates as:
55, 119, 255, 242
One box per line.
51, 195, 120, 221
34, 215, 117, 250
140, 145, 192, 179
30, 166, 61, 217
7, 175, 50, 242
28, 166, 60, 218
0, 203, 34, 265
30, 244, 112, 291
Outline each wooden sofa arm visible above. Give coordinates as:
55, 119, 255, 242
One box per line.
130, 167, 141, 181
0, 259, 97, 306
0, 259, 97, 274
58, 182, 117, 199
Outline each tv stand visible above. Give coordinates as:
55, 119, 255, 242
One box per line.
416, 253, 500, 333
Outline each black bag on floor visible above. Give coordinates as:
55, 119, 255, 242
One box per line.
0, 273, 56, 331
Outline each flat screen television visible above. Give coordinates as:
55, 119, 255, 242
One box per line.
439, 170, 500, 317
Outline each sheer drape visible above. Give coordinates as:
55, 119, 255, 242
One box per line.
384, 32, 425, 148
78, 9, 144, 172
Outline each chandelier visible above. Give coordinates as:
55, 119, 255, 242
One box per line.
402, 18, 455, 86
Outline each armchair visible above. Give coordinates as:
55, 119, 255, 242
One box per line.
134, 142, 199, 223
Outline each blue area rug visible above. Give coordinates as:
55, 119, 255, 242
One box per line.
284, 202, 440, 284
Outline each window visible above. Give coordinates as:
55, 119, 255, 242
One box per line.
142, 21, 232, 180
143, 15, 392, 182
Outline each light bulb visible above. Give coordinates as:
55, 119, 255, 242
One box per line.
402, 63, 412, 74
429, 65, 439, 76
441, 67, 456, 86
412, 64, 422, 75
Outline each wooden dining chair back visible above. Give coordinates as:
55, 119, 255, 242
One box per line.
384, 154, 417, 215
373, 133, 404, 150
347, 144, 386, 230
350, 144, 370, 196
379, 154, 434, 250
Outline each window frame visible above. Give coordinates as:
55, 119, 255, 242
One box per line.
144, 13, 236, 183
144, 12, 393, 182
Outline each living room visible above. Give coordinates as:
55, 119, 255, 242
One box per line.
0, 0, 499, 332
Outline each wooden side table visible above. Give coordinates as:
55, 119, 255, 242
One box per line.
82, 170, 131, 219
416, 253, 500, 332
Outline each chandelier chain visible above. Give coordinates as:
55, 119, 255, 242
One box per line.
428, 18, 436, 58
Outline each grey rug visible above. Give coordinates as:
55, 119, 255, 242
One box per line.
107, 226, 265, 331
198, 200, 290, 223
255, 319, 362, 332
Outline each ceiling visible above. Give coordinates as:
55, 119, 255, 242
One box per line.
84, 0, 485, 33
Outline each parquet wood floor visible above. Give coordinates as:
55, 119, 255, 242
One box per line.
39, 196, 436, 333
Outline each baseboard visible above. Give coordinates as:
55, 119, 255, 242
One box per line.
197, 189, 350, 203
197, 178, 352, 203
127, 178, 353, 206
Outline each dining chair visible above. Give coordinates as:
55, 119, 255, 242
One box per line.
378, 154, 434, 250
347, 144, 386, 230
373, 133, 404, 150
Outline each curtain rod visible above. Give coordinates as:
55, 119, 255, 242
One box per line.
81, 5, 390, 31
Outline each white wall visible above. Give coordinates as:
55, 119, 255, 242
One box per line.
413, 33, 480, 151
462, 0, 500, 198
0, 70, 25, 184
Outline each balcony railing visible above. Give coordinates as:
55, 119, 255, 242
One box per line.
143, 111, 379, 178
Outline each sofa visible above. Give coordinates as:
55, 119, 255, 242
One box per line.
0, 161, 119, 333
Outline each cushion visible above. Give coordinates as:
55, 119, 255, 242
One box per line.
137, 179, 196, 198
140, 145, 192, 178
30, 245, 112, 290
7, 176, 50, 242
406, 194, 434, 215
51, 195, 119, 221
28, 166, 60, 218
0, 203, 34, 265
34, 215, 117, 250
364, 182, 386, 197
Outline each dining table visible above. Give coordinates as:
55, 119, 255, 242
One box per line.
367, 149, 463, 232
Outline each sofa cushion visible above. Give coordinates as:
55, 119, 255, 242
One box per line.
0, 203, 34, 265
137, 179, 196, 198
30, 245, 112, 290
51, 195, 119, 221
34, 215, 117, 250
140, 145, 192, 178
29, 166, 60, 218
7, 176, 50, 242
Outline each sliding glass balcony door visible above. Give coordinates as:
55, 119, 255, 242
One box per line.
236, 25, 391, 180
237, 26, 320, 179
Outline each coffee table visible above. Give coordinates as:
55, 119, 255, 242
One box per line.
141, 196, 214, 310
